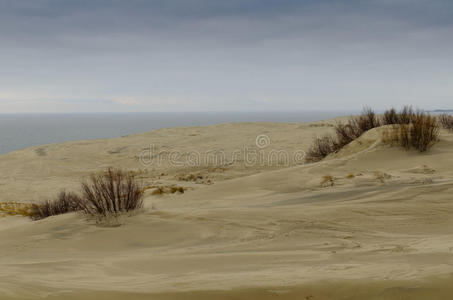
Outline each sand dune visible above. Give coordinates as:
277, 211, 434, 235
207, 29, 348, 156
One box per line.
1, 120, 453, 299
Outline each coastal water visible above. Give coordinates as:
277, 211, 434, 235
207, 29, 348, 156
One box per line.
0, 111, 355, 155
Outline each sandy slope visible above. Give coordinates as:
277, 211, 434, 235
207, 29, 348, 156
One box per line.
1, 120, 453, 299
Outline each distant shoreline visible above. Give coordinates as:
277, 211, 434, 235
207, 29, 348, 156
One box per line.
0, 111, 355, 155
429, 109, 453, 113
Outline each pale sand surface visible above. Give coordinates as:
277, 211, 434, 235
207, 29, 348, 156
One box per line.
1, 119, 453, 299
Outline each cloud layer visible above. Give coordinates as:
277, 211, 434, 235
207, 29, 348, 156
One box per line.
0, 0, 452, 112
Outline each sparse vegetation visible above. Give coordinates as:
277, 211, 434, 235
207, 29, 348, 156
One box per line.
374, 171, 391, 183
439, 113, 453, 131
147, 185, 186, 195
176, 173, 212, 184
0, 202, 33, 217
305, 135, 338, 163
306, 107, 381, 162
78, 168, 144, 217
306, 106, 440, 163
383, 111, 439, 152
381, 106, 416, 125
320, 175, 335, 187
334, 107, 381, 149
382, 108, 399, 125
31, 191, 81, 220
411, 112, 439, 151
28, 168, 144, 221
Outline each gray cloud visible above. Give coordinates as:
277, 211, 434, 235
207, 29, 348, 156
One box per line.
0, 0, 452, 112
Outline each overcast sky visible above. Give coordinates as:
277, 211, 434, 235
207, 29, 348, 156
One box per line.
0, 0, 452, 113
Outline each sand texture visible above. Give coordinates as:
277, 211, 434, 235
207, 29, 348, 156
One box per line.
1, 119, 453, 299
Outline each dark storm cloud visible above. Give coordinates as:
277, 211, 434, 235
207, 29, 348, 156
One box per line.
0, 0, 452, 112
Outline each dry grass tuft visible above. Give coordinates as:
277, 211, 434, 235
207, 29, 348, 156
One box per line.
147, 185, 186, 195
320, 175, 335, 187
0, 202, 34, 217
374, 171, 391, 183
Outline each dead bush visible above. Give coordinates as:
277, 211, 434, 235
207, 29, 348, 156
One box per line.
439, 113, 453, 131
382, 108, 399, 125
306, 107, 380, 163
334, 107, 380, 148
31, 191, 82, 220
411, 112, 439, 151
383, 111, 439, 152
353, 106, 381, 133
305, 135, 338, 162
79, 168, 144, 217
382, 106, 416, 126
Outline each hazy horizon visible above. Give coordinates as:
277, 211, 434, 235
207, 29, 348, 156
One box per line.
0, 110, 358, 154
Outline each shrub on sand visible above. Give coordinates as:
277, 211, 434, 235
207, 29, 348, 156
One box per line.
305, 107, 380, 163
306, 106, 439, 163
305, 135, 338, 163
410, 112, 439, 151
334, 107, 380, 148
30, 168, 144, 221
351, 106, 381, 133
333, 123, 357, 148
78, 168, 144, 217
31, 191, 81, 220
383, 111, 439, 152
398, 106, 415, 124
439, 114, 453, 131
382, 107, 399, 125
381, 106, 416, 126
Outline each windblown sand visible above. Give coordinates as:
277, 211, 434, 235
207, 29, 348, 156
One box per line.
1, 119, 453, 299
